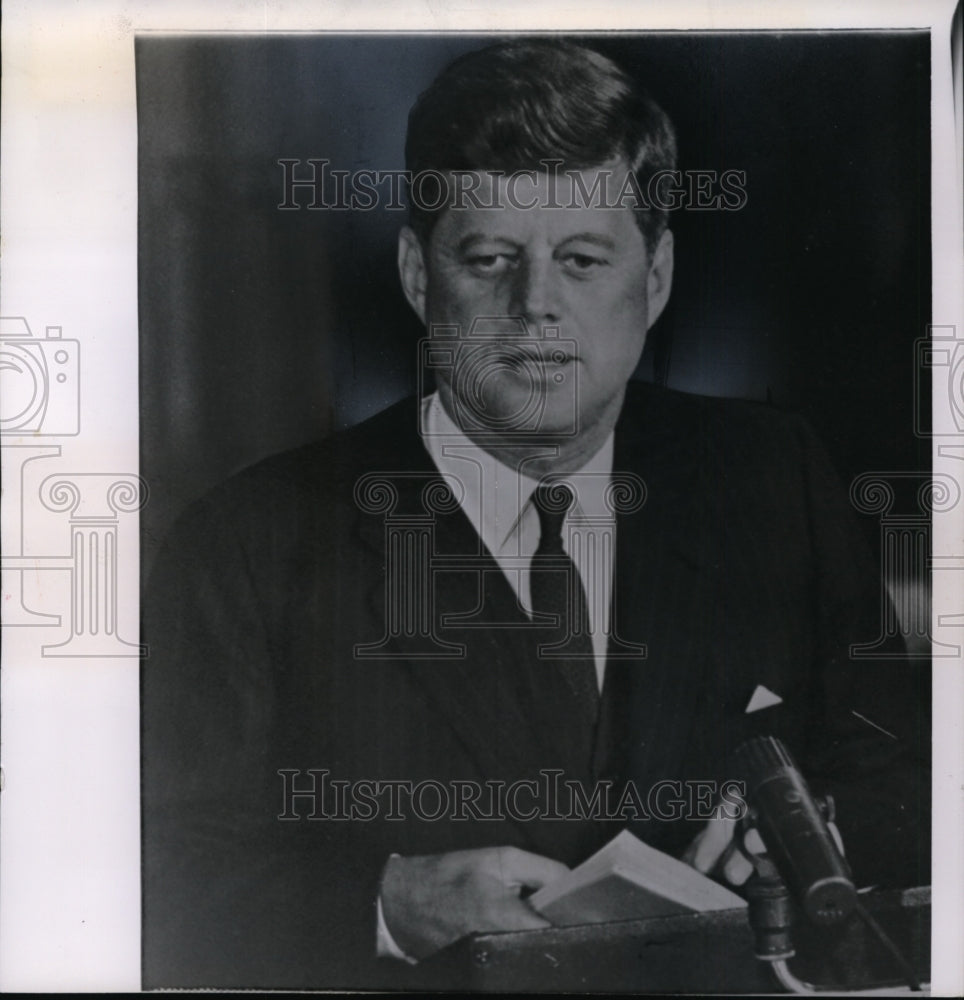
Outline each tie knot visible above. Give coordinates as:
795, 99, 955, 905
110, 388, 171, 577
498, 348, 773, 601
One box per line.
533, 481, 575, 547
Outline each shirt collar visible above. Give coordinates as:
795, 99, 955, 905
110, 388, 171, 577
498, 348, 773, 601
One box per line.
420, 392, 614, 559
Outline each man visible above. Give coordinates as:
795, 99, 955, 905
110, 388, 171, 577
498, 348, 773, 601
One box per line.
141, 40, 929, 989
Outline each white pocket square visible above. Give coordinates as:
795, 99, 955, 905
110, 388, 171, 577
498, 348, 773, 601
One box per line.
745, 685, 783, 713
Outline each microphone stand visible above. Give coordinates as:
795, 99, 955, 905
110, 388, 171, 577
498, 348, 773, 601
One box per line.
741, 832, 922, 993
733, 735, 922, 993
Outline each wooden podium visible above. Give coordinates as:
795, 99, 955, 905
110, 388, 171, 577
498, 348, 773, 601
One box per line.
417, 886, 929, 993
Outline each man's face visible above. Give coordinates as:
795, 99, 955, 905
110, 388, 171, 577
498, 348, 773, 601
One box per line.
400, 166, 674, 460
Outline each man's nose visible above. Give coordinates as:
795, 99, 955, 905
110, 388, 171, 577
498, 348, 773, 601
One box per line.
510, 256, 561, 328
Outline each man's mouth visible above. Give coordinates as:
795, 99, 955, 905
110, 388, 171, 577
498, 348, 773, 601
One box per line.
496, 345, 575, 367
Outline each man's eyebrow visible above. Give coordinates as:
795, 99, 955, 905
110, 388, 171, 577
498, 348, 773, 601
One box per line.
454, 232, 619, 254
556, 233, 617, 251
456, 233, 519, 253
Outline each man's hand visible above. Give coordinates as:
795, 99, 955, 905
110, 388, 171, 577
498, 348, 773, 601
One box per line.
682, 806, 846, 887
681, 814, 758, 886
380, 846, 569, 960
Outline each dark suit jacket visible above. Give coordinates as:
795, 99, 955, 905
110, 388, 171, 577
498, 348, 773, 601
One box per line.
141, 382, 930, 989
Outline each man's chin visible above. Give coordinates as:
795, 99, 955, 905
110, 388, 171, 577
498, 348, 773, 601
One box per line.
448, 385, 580, 441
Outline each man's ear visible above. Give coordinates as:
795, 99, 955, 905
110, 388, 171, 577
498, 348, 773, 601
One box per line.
398, 226, 428, 324
645, 228, 674, 329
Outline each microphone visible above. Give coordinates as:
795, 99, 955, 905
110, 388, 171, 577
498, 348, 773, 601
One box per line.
733, 735, 856, 925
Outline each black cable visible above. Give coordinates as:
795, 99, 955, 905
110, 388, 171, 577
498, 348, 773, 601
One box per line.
853, 898, 922, 992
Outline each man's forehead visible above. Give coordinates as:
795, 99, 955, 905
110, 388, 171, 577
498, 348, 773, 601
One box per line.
443, 161, 629, 200
430, 163, 644, 246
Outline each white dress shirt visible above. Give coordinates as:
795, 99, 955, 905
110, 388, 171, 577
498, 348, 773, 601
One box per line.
376, 392, 617, 961
420, 391, 615, 689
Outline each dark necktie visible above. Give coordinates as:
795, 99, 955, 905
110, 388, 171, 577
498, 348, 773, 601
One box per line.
530, 482, 601, 727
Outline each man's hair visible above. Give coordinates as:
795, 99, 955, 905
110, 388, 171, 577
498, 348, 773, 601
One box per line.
404, 39, 678, 253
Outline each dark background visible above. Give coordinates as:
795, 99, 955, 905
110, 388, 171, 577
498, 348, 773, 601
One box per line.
137, 31, 931, 574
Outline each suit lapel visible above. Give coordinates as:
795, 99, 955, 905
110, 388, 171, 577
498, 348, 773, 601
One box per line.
595, 385, 712, 793
350, 435, 558, 794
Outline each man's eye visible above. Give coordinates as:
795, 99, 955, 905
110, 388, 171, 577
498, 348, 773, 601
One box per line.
465, 253, 516, 274
561, 253, 607, 273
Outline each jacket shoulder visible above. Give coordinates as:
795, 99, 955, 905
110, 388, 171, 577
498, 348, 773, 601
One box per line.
155, 396, 425, 562
620, 380, 814, 453
201, 396, 424, 508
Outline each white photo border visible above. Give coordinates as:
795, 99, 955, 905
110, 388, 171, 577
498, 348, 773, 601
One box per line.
1, 0, 960, 992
